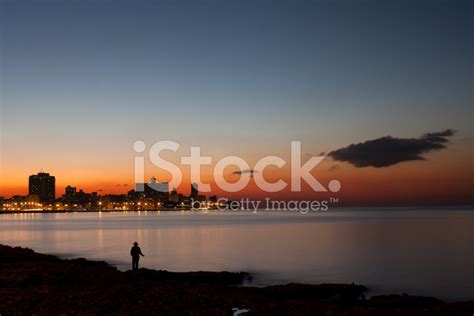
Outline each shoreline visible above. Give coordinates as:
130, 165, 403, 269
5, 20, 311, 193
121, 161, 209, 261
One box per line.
1, 204, 473, 215
1, 244, 473, 315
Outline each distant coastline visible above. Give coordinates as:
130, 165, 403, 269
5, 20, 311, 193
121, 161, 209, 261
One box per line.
1, 204, 473, 215
0, 208, 193, 215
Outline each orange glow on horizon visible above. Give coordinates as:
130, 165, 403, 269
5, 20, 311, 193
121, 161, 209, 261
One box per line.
1, 143, 472, 207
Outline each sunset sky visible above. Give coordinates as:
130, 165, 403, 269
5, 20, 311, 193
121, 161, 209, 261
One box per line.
0, 0, 472, 205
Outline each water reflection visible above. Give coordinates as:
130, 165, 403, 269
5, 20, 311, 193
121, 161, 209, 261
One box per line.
0, 208, 473, 301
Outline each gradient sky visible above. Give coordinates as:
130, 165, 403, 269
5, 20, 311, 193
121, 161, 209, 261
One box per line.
0, 0, 472, 205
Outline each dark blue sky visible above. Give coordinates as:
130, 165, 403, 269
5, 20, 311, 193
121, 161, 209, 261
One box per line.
0, 0, 472, 191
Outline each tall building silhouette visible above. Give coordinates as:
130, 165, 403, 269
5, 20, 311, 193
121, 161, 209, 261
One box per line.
191, 183, 199, 199
29, 172, 55, 203
65, 185, 77, 197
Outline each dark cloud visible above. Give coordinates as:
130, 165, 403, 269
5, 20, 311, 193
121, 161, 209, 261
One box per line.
328, 129, 456, 168
233, 169, 257, 175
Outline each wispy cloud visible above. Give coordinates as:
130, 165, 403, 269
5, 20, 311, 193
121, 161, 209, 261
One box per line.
328, 165, 340, 172
233, 169, 257, 175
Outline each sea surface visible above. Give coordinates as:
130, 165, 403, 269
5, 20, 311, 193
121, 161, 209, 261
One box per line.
1, 207, 473, 301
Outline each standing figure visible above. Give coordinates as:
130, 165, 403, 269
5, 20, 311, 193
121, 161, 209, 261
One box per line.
130, 241, 145, 270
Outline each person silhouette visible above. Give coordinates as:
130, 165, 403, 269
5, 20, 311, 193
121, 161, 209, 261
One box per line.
130, 241, 144, 270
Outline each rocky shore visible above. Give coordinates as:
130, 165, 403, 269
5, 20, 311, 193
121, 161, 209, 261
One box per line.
0, 244, 473, 315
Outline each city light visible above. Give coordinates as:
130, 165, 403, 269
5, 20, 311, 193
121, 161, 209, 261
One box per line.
1, 174, 216, 212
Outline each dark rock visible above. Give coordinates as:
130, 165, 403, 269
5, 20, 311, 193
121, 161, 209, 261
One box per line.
1, 244, 473, 315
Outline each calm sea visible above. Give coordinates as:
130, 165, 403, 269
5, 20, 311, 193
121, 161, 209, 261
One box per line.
1, 207, 473, 301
